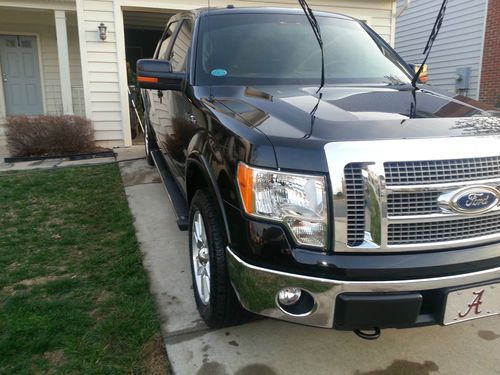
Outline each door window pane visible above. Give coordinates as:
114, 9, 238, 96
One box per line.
21, 40, 32, 48
157, 22, 178, 60
170, 20, 193, 72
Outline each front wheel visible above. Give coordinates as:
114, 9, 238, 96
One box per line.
189, 189, 250, 328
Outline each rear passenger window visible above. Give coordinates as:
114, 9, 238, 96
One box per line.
157, 21, 178, 60
170, 19, 193, 72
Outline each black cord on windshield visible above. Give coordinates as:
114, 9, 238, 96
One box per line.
298, 0, 325, 93
411, 0, 449, 87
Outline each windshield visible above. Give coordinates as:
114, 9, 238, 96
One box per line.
195, 13, 412, 86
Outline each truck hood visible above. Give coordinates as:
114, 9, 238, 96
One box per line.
209, 85, 500, 171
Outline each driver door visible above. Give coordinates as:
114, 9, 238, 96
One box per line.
159, 18, 195, 193
146, 20, 180, 157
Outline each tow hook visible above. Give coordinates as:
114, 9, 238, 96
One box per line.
354, 327, 381, 340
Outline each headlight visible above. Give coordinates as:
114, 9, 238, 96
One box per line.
237, 163, 328, 248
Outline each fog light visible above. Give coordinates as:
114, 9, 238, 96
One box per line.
278, 287, 302, 306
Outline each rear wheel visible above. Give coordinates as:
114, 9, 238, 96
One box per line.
143, 116, 155, 166
189, 189, 250, 328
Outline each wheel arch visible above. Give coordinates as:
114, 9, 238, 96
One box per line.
186, 153, 232, 244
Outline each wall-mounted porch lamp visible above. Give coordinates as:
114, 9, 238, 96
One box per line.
98, 23, 107, 40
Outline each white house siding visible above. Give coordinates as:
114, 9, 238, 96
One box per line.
78, 0, 395, 147
0, 8, 83, 119
395, 0, 487, 99
77, 0, 126, 145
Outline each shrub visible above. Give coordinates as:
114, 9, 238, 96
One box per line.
6, 115, 95, 157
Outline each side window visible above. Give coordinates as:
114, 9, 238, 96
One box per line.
170, 19, 193, 72
157, 21, 178, 60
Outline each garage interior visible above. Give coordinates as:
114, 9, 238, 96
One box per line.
123, 10, 175, 71
123, 10, 175, 143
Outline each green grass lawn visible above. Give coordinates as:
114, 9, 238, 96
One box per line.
0, 165, 168, 374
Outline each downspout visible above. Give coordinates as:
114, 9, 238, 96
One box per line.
396, 0, 411, 18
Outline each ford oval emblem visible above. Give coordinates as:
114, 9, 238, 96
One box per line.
438, 186, 500, 215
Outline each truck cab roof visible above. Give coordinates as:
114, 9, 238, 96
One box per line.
172, 7, 356, 22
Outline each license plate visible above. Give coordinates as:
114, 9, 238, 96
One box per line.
443, 283, 500, 325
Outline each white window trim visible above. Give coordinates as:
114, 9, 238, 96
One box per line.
115, 3, 132, 147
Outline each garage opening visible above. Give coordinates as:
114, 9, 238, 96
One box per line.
122, 9, 175, 143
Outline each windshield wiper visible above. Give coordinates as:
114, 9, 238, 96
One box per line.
298, 0, 325, 93
411, 0, 449, 87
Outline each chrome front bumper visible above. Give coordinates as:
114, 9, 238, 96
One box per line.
226, 246, 500, 328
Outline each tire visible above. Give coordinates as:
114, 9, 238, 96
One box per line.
189, 189, 250, 328
143, 115, 155, 166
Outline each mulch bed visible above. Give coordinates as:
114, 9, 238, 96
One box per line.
4, 150, 114, 163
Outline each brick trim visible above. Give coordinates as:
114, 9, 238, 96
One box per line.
479, 0, 500, 107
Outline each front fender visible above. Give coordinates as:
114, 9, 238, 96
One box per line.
186, 152, 233, 244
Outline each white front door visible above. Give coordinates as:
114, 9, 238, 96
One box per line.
0, 35, 43, 116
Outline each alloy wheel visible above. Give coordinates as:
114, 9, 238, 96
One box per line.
144, 122, 150, 155
191, 210, 210, 305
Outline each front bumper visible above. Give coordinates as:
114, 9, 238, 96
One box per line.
226, 246, 500, 329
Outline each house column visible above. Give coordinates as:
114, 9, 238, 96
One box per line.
54, 10, 74, 115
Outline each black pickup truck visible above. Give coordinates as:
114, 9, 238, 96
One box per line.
137, 7, 500, 336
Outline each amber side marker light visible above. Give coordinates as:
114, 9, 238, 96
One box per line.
237, 163, 254, 214
137, 76, 158, 83
414, 63, 429, 84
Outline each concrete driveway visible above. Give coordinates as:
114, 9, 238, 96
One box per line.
117, 146, 500, 375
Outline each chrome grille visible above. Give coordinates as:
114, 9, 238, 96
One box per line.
388, 213, 500, 245
345, 164, 365, 247
387, 192, 442, 216
325, 137, 500, 253
385, 156, 500, 186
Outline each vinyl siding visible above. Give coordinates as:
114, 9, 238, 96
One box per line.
395, 0, 487, 99
78, 0, 123, 144
0, 8, 83, 119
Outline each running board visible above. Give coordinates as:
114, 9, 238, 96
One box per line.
151, 149, 189, 231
